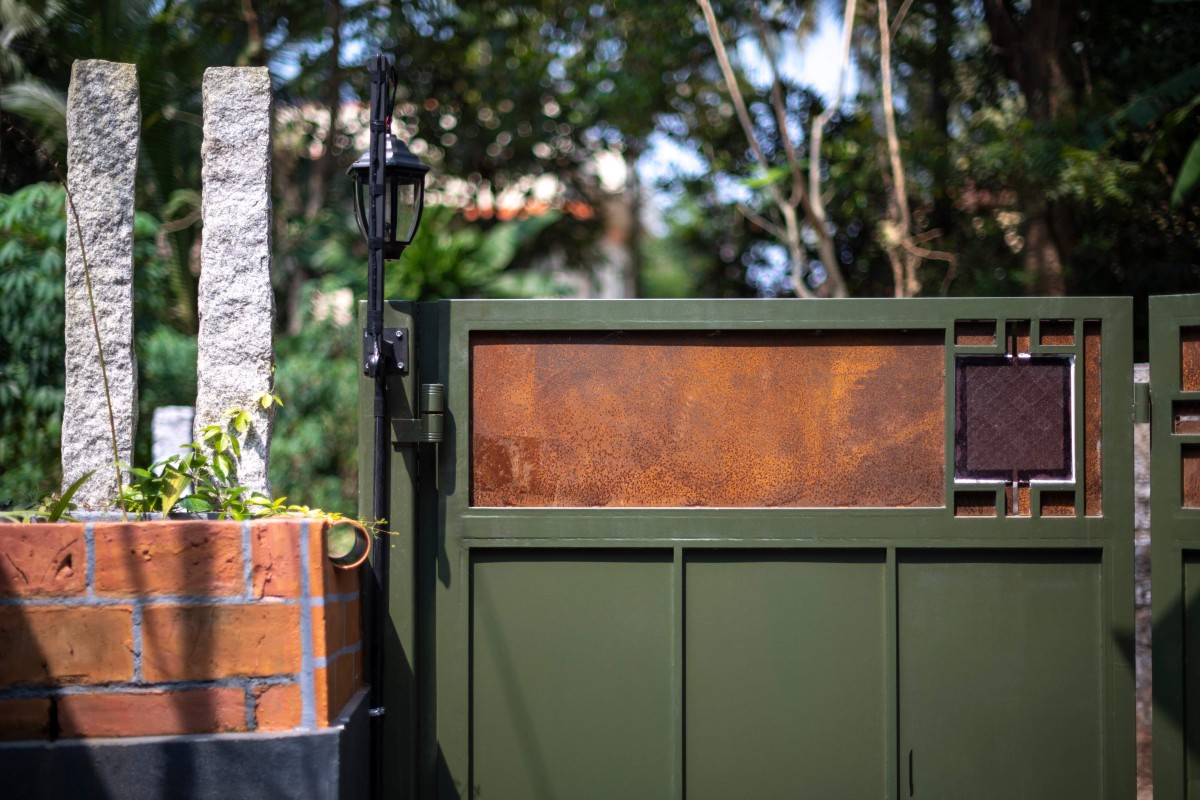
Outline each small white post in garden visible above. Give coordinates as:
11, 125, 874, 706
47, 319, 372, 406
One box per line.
151, 405, 195, 465
194, 67, 276, 498
61, 59, 140, 509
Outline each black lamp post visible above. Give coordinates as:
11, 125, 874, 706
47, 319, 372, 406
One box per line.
349, 52, 427, 800
348, 54, 429, 379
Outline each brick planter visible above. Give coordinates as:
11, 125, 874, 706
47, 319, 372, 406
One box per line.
0, 519, 363, 741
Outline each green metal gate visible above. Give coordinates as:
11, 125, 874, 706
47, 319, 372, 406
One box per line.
1152, 295, 1200, 800
364, 298, 1138, 799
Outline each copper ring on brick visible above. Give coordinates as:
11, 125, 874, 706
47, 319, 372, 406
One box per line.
325, 519, 372, 570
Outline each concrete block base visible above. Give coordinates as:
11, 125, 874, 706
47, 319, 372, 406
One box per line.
0, 687, 368, 800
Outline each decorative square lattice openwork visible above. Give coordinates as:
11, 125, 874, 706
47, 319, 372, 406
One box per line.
955, 356, 1073, 482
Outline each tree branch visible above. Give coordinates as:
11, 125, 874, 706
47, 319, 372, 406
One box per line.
806, 0, 857, 298
736, 202, 787, 241
696, 0, 782, 207
877, 0, 920, 297
889, 0, 915, 40
749, 2, 802, 197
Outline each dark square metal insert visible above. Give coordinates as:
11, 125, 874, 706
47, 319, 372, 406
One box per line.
955, 356, 1073, 482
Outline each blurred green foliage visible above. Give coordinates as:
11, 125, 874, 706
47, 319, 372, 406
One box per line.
2, 0, 1199, 513
0, 182, 175, 505
0, 183, 67, 504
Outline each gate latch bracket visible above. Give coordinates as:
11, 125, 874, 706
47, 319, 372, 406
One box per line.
392, 384, 445, 446
382, 328, 409, 375
1134, 381, 1151, 424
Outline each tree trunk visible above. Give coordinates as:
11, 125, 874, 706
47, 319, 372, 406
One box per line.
1022, 204, 1066, 296
981, 0, 1079, 296
929, 0, 954, 234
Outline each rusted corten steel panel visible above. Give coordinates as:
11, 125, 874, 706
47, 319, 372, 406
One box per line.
1085, 322, 1103, 516
1041, 320, 1075, 347
954, 320, 995, 347
1183, 445, 1200, 509
1011, 321, 1032, 356
1183, 327, 1200, 392
1041, 490, 1076, 517
954, 491, 996, 517
471, 330, 945, 508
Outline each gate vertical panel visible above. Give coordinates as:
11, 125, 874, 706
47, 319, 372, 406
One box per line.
1151, 294, 1200, 799
406, 298, 1134, 799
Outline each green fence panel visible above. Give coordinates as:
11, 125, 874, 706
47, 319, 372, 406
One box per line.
1151, 295, 1200, 800
364, 298, 1136, 799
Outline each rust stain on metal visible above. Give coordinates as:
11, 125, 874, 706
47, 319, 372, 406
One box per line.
1184, 445, 1200, 509
1085, 322, 1103, 516
954, 491, 996, 517
471, 330, 945, 508
1015, 485, 1031, 517
1009, 320, 1031, 356
1183, 327, 1200, 392
955, 320, 995, 347
1040, 491, 1076, 517
1039, 320, 1074, 347
1174, 400, 1200, 434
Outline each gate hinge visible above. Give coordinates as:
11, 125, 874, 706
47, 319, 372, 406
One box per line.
1134, 381, 1151, 424
392, 384, 445, 446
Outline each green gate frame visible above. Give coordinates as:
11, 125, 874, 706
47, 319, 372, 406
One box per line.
1151, 295, 1200, 799
363, 297, 1136, 799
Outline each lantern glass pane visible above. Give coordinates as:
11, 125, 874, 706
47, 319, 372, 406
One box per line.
384, 174, 399, 243
353, 175, 368, 240
393, 180, 419, 244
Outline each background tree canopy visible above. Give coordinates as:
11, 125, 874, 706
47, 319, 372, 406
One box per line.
1, 0, 1197, 510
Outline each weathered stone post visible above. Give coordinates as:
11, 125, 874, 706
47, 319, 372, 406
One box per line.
194, 67, 275, 498
61, 60, 140, 508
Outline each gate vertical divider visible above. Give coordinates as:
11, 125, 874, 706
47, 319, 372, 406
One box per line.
1150, 297, 1182, 798
421, 299, 462, 800
1103, 301, 1138, 798
1108, 302, 1137, 800
886, 546, 899, 800
673, 546, 685, 800
942, 324, 957, 518
1074, 317, 1087, 516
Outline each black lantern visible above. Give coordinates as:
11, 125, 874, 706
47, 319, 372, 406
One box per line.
348, 132, 429, 259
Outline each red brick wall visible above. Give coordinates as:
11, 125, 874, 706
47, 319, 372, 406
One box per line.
0, 519, 363, 740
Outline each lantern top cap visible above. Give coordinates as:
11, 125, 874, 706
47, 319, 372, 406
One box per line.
348, 132, 430, 178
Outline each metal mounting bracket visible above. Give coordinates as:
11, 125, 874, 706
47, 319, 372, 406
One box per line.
383, 327, 409, 374
364, 327, 409, 376
393, 383, 445, 446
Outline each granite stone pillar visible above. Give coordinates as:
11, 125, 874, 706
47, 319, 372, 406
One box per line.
194, 67, 275, 498
61, 60, 140, 509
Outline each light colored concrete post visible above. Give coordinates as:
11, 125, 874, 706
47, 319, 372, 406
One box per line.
151, 405, 196, 465
194, 67, 276, 498
61, 60, 140, 509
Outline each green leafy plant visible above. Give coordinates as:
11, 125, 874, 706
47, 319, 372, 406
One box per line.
115, 399, 378, 532
0, 470, 95, 523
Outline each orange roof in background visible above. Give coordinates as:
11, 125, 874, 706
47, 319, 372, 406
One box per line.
460, 199, 594, 222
